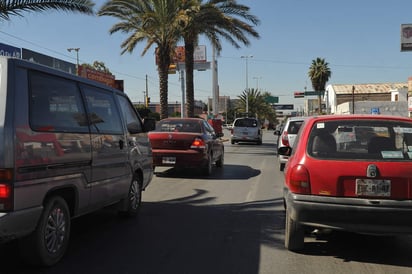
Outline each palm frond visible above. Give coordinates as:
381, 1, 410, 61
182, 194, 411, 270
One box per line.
0, 0, 94, 20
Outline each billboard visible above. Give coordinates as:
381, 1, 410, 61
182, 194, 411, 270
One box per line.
401, 24, 412, 51
156, 45, 207, 64
0, 43, 21, 58
274, 104, 294, 110
78, 65, 116, 88
22, 48, 76, 74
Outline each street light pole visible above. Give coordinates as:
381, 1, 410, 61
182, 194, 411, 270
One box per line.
241, 55, 253, 116
253, 76, 262, 91
67, 48, 80, 75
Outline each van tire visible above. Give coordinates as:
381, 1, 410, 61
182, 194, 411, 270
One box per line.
119, 175, 142, 217
19, 196, 71, 266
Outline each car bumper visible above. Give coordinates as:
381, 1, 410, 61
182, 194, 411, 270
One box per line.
278, 154, 288, 164
285, 189, 412, 235
231, 135, 261, 142
0, 206, 43, 243
152, 149, 208, 168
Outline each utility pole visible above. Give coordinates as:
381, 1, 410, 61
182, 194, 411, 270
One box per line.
67, 48, 80, 75
145, 74, 150, 107
212, 45, 219, 116
352, 85, 355, 114
241, 55, 253, 116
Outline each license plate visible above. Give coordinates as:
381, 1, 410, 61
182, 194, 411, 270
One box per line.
162, 157, 176, 164
355, 179, 391, 197
242, 131, 248, 135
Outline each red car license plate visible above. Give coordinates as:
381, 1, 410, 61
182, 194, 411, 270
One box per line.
355, 179, 391, 197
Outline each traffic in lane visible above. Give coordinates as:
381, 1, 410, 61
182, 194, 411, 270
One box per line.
2, 129, 412, 273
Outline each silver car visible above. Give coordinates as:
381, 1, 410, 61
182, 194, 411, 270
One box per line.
230, 118, 262, 145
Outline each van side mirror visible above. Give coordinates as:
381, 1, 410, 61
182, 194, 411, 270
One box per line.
143, 118, 156, 132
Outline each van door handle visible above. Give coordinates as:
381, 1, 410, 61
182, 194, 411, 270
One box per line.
119, 140, 124, 149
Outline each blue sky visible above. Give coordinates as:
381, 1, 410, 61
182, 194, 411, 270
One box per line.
1, 0, 412, 109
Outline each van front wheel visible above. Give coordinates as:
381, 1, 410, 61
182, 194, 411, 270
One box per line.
119, 175, 142, 217
20, 196, 71, 266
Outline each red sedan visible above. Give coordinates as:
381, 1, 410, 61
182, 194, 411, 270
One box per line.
148, 118, 224, 176
278, 115, 412, 251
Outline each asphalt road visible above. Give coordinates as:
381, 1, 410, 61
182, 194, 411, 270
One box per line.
2, 129, 412, 274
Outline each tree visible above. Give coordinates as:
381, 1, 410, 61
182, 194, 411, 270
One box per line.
181, 0, 260, 117
0, 0, 94, 21
308, 57, 332, 114
237, 88, 276, 123
98, 0, 195, 119
81, 61, 112, 74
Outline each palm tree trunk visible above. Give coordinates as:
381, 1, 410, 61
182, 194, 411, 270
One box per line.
185, 40, 195, 117
157, 48, 171, 119
318, 93, 322, 114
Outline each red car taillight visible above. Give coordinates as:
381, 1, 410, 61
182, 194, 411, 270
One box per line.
289, 164, 310, 194
191, 137, 206, 149
0, 169, 13, 211
281, 131, 290, 146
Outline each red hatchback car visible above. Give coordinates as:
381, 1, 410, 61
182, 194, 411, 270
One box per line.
148, 118, 224, 175
278, 115, 412, 251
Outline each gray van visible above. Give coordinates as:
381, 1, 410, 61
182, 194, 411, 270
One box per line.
0, 57, 155, 266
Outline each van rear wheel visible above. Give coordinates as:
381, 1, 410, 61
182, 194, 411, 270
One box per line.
19, 196, 71, 266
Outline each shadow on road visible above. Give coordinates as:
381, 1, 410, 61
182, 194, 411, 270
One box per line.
302, 231, 412, 267
1, 190, 284, 274
155, 164, 261, 180
3, 189, 412, 273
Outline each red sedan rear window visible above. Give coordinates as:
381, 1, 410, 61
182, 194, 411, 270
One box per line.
307, 120, 412, 161
155, 120, 201, 133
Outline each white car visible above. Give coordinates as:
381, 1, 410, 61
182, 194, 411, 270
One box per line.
231, 117, 262, 145
275, 117, 308, 171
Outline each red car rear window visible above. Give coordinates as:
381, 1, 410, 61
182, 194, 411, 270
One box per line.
307, 119, 412, 161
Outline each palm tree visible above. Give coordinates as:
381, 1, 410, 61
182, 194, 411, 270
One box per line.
308, 57, 331, 114
0, 0, 94, 21
237, 88, 275, 122
181, 0, 260, 117
98, 0, 195, 119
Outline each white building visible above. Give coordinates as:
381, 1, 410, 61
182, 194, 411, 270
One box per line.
325, 83, 409, 116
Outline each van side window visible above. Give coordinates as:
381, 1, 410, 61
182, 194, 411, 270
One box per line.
82, 86, 123, 134
116, 95, 143, 133
29, 71, 89, 132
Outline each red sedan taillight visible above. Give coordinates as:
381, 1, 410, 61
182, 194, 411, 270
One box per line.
281, 131, 290, 146
0, 169, 13, 211
191, 137, 206, 149
289, 164, 310, 194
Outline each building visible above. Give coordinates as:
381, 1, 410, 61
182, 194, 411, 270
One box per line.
325, 83, 409, 116
145, 100, 205, 117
